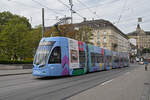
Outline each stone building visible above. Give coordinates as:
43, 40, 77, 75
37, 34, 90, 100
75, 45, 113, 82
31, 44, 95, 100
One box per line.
74, 19, 130, 53
128, 24, 150, 49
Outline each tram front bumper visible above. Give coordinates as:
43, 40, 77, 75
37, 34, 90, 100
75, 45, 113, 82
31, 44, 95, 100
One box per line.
32, 67, 50, 76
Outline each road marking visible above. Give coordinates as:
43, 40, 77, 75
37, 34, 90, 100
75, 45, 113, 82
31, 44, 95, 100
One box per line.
124, 72, 130, 75
100, 79, 113, 86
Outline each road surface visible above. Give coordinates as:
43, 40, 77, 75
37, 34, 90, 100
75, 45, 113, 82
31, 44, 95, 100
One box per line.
0, 64, 149, 100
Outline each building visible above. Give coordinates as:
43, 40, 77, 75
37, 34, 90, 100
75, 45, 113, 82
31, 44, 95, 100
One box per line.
128, 24, 150, 56
74, 19, 130, 53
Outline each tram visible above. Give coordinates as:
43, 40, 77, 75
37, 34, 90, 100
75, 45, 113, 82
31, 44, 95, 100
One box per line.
32, 37, 129, 76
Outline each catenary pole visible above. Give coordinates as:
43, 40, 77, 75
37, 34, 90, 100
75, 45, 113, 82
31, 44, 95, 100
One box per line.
42, 8, 45, 37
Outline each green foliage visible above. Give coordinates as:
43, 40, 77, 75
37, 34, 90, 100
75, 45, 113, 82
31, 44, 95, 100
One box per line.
0, 11, 94, 63
45, 24, 93, 44
142, 48, 150, 53
0, 60, 33, 64
75, 26, 93, 44
0, 11, 41, 62
0, 11, 31, 32
25, 26, 42, 58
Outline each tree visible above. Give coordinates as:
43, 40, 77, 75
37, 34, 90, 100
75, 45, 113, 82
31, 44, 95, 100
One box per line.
142, 48, 150, 53
0, 12, 32, 60
76, 26, 93, 44
25, 25, 42, 58
45, 24, 93, 44
45, 24, 76, 38
0, 11, 31, 32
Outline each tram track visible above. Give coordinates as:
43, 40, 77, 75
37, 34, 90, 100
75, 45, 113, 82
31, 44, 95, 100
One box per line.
0, 68, 124, 89
29, 67, 130, 100
0, 66, 135, 100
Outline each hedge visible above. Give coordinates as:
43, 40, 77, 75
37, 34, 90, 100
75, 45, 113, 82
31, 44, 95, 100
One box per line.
0, 60, 33, 64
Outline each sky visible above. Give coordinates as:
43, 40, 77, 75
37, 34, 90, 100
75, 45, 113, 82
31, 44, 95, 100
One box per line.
0, 0, 150, 34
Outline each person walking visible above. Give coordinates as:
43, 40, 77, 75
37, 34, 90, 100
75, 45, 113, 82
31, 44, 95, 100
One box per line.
144, 59, 148, 71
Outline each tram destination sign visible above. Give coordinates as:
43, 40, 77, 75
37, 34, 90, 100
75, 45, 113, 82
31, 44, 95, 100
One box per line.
39, 41, 55, 46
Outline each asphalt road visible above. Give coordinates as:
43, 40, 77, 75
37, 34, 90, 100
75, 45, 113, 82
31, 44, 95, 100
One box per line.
0, 65, 138, 100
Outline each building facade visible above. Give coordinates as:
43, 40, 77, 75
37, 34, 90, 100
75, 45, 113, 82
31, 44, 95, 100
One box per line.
75, 19, 130, 53
128, 24, 150, 49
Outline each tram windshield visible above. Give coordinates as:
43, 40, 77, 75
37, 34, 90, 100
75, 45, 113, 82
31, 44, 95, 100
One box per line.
34, 41, 55, 65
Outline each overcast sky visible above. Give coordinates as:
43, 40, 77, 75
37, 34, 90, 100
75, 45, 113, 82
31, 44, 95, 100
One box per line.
0, 0, 150, 33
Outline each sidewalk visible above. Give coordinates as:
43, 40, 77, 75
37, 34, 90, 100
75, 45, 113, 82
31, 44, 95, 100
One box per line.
0, 64, 32, 70
68, 65, 150, 100
0, 69, 32, 76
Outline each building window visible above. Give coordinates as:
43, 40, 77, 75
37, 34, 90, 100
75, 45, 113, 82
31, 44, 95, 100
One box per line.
104, 31, 107, 35
97, 41, 100, 46
97, 31, 100, 39
103, 37, 107, 43
103, 43, 107, 49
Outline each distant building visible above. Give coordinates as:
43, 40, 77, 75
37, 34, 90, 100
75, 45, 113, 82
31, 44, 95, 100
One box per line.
128, 24, 150, 50
74, 19, 130, 53
46, 19, 130, 53
129, 38, 136, 46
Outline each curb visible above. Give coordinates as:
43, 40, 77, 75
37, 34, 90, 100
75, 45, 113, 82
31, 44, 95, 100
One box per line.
0, 64, 33, 70
0, 72, 32, 77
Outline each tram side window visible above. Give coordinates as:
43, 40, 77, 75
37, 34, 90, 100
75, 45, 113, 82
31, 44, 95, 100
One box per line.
48, 47, 61, 64
114, 57, 118, 63
96, 53, 103, 63
91, 53, 96, 66
96, 54, 100, 63
109, 56, 112, 63
100, 55, 104, 63
79, 51, 86, 67
123, 58, 125, 62
106, 56, 110, 63
120, 58, 123, 62
91, 53, 104, 64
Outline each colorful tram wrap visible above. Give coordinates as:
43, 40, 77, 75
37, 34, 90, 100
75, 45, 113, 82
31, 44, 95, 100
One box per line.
32, 37, 129, 77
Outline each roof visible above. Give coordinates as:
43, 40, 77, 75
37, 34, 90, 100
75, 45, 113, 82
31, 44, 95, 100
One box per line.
127, 31, 138, 36
74, 19, 129, 39
45, 19, 129, 39
145, 31, 150, 35
128, 31, 150, 36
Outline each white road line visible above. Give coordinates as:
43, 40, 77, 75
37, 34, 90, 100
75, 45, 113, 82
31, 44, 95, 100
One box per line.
100, 79, 113, 86
124, 72, 130, 75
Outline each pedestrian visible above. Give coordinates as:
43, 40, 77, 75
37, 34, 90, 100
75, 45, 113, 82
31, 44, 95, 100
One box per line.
144, 59, 148, 71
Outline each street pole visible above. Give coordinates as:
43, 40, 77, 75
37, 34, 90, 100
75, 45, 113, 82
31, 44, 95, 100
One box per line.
69, 0, 73, 23
42, 8, 45, 37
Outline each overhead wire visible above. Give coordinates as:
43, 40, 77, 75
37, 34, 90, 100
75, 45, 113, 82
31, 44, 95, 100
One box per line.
76, 0, 101, 18
32, 0, 65, 15
57, 0, 85, 19
7, 0, 41, 9
76, 0, 121, 11
116, 0, 128, 24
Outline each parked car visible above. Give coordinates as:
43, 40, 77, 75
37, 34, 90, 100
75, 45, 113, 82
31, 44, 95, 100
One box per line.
139, 61, 144, 65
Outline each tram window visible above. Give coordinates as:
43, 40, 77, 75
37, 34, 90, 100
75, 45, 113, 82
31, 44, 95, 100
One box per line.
95, 53, 103, 63
109, 56, 112, 63
91, 53, 96, 65
48, 47, 61, 64
106, 56, 110, 63
96, 54, 100, 63
123, 58, 125, 62
114, 57, 118, 63
120, 58, 123, 62
124, 58, 127, 62
100, 55, 104, 63
79, 51, 86, 67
